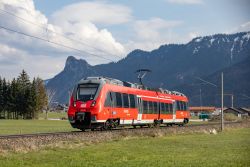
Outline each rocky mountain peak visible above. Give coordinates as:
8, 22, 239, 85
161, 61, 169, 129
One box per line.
64, 56, 90, 71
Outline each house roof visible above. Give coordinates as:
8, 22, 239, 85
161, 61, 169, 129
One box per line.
238, 108, 250, 114
224, 108, 248, 114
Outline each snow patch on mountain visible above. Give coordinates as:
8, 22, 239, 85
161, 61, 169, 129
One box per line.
195, 37, 203, 42
243, 32, 250, 41
210, 38, 215, 45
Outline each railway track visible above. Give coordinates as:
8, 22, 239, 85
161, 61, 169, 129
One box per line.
0, 121, 242, 140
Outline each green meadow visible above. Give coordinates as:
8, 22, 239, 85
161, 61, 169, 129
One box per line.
0, 128, 249, 167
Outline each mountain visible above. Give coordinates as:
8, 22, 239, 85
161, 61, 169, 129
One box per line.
46, 32, 250, 106
46, 56, 98, 104
174, 56, 250, 107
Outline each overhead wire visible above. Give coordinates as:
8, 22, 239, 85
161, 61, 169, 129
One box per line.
0, 8, 124, 60
0, 24, 114, 62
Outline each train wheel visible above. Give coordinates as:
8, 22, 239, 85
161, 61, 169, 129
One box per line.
184, 118, 189, 124
133, 125, 137, 128
80, 128, 85, 132
103, 120, 112, 130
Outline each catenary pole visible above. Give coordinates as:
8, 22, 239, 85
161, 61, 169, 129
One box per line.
221, 72, 224, 131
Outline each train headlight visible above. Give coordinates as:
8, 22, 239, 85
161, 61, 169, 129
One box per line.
91, 100, 96, 107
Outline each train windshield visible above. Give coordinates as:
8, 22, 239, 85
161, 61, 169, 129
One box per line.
77, 84, 99, 102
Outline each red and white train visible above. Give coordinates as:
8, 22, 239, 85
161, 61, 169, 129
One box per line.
68, 77, 190, 130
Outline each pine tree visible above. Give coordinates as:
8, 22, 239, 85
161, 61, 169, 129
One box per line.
29, 78, 38, 119
0, 70, 48, 120
10, 78, 18, 119
5, 80, 12, 119
17, 70, 30, 119
0, 77, 4, 118
2, 78, 8, 118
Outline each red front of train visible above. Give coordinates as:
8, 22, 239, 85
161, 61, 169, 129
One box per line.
68, 77, 190, 130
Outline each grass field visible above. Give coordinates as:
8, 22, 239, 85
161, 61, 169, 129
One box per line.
38, 111, 67, 120
0, 119, 211, 135
0, 128, 249, 167
0, 120, 73, 135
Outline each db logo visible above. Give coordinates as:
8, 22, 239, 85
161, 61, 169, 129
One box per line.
81, 103, 86, 108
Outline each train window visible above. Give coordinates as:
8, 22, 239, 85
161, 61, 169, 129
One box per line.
104, 92, 111, 107
122, 93, 129, 108
177, 101, 181, 110
160, 103, 166, 113
148, 101, 153, 114
183, 102, 186, 111
182, 101, 185, 110
129, 94, 136, 108
165, 103, 169, 113
115, 92, 123, 108
169, 103, 173, 113
153, 102, 158, 114
143, 101, 148, 114
180, 101, 183, 110
77, 84, 99, 102
186, 102, 189, 110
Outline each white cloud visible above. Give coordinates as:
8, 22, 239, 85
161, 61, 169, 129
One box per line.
51, 1, 132, 25
0, 0, 129, 80
166, 0, 203, 5
0, 44, 65, 80
126, 18, 183, 51
134, 18, 182, 40
230, 21, 250, 33
187, 32, 200, 39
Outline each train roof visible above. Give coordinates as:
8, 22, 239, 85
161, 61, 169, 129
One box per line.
78, 76, 186, 97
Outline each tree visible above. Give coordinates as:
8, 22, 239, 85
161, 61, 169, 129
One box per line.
27, 79, 38, 119
46, 89, 56, 119
0, 77, 4, 118
16, 70, 30, 119
2, 78, 8, 118
9, 78, 19, 119
0, 70, 49, 120
34, 77, 48, 112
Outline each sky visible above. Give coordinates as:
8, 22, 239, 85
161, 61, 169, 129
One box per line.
0, 0, 250, 80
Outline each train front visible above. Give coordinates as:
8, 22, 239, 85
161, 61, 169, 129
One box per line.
67, 78, 103, 130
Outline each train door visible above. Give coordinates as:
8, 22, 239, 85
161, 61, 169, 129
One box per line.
137, 97, 143, 121
173, 101, 177, 121
106, 92, 115, 118
110, 92, 116, 118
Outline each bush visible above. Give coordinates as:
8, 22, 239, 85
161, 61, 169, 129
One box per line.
224, 113, 241, 121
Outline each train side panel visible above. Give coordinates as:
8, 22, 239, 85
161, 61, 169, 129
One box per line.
68, 80, 190, 129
